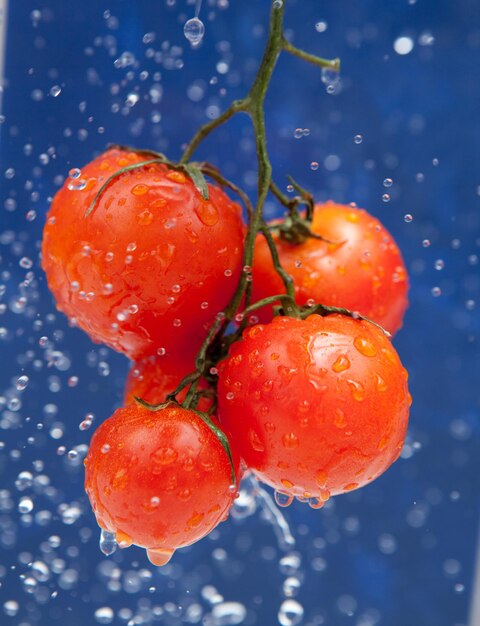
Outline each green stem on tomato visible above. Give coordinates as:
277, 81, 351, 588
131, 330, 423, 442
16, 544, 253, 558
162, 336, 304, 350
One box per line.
259, 220, 295, 299
168, 0, 340, 412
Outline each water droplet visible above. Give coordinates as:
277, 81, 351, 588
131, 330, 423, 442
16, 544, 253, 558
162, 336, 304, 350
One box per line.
282, 433, 299, 449
131, 184, 149, 196
382, 193, 391, 203
315, 21, 327, 33
19, 496, 34, 513
353, 336, 377, 357
67, 179, 87, 191
99, 529, 117, 556
16, 375, 29, 391
50, 85, 62, 97
321, 67, 339, 87
147, 547, 175, 566
308, 497, 324, 509
404, 213, 413, 223
353, 134, 363, 144
278, 599, 304, 626
434, 259, 445, 271
274, 491, 294, 507
184, 17, 205, 47
94, 606, 114, 624
422, 239, 431, 248
310, 161, 319, 171
432, 286, 442, 297
383, 178, 393, 188
393, 36, 414, 55
210, 602, 247, 625
116, 530, 133, 548
332, 354, 351, 373
15, 471, 33, 491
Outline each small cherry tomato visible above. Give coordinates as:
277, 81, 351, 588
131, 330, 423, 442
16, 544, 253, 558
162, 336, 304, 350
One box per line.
251, 202, 409, 335
217, 314, 410, 503
125, 355, 211, 412
84, 403, 240, 566
42, 148, 245, 360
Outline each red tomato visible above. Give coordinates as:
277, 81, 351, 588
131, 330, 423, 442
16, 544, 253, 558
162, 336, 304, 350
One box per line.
42, 148, 245, 360
84, 403, 240, 566
125, 355, 211, 412
217, 314, 410, 502
251, 202, 409, 335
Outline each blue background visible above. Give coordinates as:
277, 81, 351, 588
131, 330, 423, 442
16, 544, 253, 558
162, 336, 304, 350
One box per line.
0, 1, 479, 625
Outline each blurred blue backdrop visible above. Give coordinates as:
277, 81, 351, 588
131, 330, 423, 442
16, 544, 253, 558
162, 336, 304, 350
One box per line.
0, 1, 479, 625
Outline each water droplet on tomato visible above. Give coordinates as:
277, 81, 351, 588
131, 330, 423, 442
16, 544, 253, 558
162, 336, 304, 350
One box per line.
282, 433, 299, 449
248, 429, 265, 452
274, 491, 294, 507
332, 354, 351, 373
347, 379, 365, 401
138, 209, 153, 225
67, 179, 86, 191
194, 200, 219, 226
131, 183, 150, 196
375, 373, 387, 391
281, 478, 295, 489
353, 336, 377, 357
116, 530, 133, 548
147, 547, 175, 567
343, 482, 359, 492
315, 470, 328, 488
308, 497, 325, 509
151, 447, 178, 468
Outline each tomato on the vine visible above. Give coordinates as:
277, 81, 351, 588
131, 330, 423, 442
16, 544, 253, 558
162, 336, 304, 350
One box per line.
251, 202, 409, 335
84, 403, 240, 566
217, 314, 410, 502
125, 355, 211, 412
42, 148, 245, 360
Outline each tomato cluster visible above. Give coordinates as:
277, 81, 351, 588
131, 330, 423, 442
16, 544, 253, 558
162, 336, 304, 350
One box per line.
42, 147, 411, 566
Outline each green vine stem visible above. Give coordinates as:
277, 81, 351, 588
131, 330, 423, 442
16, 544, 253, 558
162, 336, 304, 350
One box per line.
132, 1, 340, 425
166, 0, 340, 394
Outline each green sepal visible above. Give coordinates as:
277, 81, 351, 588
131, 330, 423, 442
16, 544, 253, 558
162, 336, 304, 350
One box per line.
133, 396, 177, 411
301, 304, 391, 337
84, 158, 166, 218
192, 410, 236, 488
181, 164, 210, 201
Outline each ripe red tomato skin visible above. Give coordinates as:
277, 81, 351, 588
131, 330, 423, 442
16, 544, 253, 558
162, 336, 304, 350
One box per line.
84, 404, 240, 552
125, 355, 211, 412
217, 314, 410, 499
251, 202, 409, 335
42, 148, 245, 360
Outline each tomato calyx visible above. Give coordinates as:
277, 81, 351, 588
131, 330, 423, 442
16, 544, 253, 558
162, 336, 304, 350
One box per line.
133, 395, 237, 487
269, 177, 340, 246
84, 145, 210, 218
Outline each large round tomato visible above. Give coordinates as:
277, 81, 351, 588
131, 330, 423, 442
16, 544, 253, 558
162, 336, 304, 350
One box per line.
125, 355, 211, 412
42, 148, 245, 360
217, 314, 410, 500
84, 403, 240, 566
251, 202, 408, 335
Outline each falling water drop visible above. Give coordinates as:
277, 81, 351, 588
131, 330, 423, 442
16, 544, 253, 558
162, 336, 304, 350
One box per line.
184, 18, 205, 48
99, 529, 117, 556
